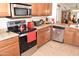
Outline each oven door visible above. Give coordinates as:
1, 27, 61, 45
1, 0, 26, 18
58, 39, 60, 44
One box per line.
27, 30, 37, 49
19, 34, 28, 54
19, 30, 37, 54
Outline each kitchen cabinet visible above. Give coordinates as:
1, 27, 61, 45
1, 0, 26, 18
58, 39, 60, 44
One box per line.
37, 26, 51, 47
44, 27, 51, 43
74, 29, 79, 46
64, 28, 76, 45
37, 30, 45, 47
64, 27, 79, 47
32, 3, 38, 16
45, 3, 52, 16
32, 3, 52, 16
0, 36, 20, 56
0, 43, 20, 56
0, 3, 10, 17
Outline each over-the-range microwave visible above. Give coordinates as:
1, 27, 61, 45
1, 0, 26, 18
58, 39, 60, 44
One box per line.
9, 3, 32, 18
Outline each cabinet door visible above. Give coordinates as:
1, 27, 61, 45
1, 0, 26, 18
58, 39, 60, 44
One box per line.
32, 3, 39, 16
64, 28, 75, 45
37, 26, 51, 47
44, 27, 51, 43
32, 3, 52, 16
0, 36, 19, 49
0, 3, 10, 16
37, 30, 45, 47
74, 29, 79, 46
44, 3, 52, 16
0, 42, 20, 56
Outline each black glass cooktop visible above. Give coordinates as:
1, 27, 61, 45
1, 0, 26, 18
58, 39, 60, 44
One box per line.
11, 28, 36, 35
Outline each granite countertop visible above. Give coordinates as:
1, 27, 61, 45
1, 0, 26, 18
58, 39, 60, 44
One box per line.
52, 23, 69, 28
34, 23, 69, 30
0, 30, 19, 41
34, 24, 52, 30
0, 23, 77, 41
52, 23, 79, 29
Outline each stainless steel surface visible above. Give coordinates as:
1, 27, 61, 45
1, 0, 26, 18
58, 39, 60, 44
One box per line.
52, 26, 65, 42
7, 20, 26, 27
10, 3, 31, 18
33, 20, 44, 26
19, 33, 27, 37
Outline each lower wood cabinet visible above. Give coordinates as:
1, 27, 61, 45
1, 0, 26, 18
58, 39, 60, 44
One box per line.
44, 27, 51, 43
0, 36, 20, 56
64, 28, 76, 45
64, 27, 79, 47
0, 42, 20, 56
37, 26, 51, 47
73, 29, 79, 46
37, 30, 45, 47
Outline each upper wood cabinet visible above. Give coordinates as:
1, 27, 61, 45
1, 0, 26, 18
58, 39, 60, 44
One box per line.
0, 3, 10, 17
32, 3, 52, 16
45, 3, 52, 16
32, 3, 38, 16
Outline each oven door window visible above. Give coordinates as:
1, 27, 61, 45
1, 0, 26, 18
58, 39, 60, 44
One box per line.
14, 7, 28, 16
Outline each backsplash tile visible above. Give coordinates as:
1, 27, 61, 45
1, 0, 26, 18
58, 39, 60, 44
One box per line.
0, 16, 47, 30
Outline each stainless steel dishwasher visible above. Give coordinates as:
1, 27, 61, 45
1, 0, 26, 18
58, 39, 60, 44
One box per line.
52, 25, 65, 43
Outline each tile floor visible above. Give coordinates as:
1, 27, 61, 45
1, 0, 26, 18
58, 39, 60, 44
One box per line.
32, 41, 79, 56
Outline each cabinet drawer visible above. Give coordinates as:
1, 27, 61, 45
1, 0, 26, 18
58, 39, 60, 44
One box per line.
0, 42, 20, 56
0, 36, 19, 49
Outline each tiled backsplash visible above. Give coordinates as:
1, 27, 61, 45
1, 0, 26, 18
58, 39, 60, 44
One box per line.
0, 16, 47, 30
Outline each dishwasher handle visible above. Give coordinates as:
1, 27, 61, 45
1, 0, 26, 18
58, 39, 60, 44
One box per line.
53, 26, 65, 29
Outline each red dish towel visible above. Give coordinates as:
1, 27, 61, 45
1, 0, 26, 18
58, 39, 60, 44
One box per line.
27, 31, 36, 43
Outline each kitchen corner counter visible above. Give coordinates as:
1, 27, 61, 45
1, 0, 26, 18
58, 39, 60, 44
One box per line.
34, 23, 69, 30
34, 24, 52, 30
0, 30, 19, 41
52, 23, 68, 28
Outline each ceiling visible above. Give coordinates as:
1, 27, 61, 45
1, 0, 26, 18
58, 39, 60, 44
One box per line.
58, 3, 79, 10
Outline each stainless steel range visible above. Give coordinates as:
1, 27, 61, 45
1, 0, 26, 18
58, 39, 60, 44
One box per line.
7, 20, 37, 56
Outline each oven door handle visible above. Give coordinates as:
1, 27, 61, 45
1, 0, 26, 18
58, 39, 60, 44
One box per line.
19, 33, 27, 37
19, 30, 37, 37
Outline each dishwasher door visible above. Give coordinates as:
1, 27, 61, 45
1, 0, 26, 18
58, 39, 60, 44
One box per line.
52, 26, 65, 42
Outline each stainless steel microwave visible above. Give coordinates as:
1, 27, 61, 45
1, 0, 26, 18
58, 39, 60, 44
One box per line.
10, 3, 31, 18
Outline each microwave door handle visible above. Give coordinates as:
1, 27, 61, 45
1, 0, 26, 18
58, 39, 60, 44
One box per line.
28, 9, 31, 15
28, 9, 29, 15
